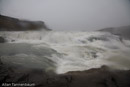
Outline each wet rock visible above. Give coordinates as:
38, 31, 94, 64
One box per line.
88, 36, 108, 42
11, 40, 15, 42
66, 66, 130, 87
0, 61, 130, 87
0, 37, 5, 43
91, 52, 98, 58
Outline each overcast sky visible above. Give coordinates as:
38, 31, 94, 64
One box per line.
0, 0, 130, 31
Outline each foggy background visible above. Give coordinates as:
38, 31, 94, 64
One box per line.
0, 0, 130, 31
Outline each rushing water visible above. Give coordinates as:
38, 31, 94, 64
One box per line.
0, 30, 130, 74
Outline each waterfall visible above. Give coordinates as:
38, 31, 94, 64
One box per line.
0, 30, 130, 74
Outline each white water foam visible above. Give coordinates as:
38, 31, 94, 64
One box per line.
0, 30, 130, 74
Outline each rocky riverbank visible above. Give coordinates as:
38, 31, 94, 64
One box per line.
0, 59, 130, 87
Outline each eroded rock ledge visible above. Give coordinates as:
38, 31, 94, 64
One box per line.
0, 14, 51, 31
0, 60, 130, 87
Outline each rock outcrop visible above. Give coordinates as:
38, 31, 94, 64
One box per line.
0, 60, 130, 87
0, 36, 5, 43
0, 14, 51, 31
99, 26, 130, 40
66, 66, 130, 87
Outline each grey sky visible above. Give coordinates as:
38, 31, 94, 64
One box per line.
0, 0, 130, 31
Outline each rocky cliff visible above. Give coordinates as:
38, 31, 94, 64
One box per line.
0, 14, 50, 31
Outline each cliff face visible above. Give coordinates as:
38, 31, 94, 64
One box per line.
0, 14, 50, 31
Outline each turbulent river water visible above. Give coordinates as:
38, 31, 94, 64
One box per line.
0, 30, 130, 74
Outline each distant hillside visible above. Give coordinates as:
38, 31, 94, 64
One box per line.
99, 26, 130, 40
0, 14, 51, 31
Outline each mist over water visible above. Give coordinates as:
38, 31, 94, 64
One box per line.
0, 0, 130, 74
0, 0, 130, 31
0, 31, 130, 74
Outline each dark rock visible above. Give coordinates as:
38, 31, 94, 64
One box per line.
66, 66, 130, 87
91, 52, 98, 58
11, 40, 15, 42
0, 37, 5, 43
88, 36, 108, 42
0, 61, 130, 87
0, 14, 51, 31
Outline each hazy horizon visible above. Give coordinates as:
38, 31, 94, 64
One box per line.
0, 0, 130, 31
